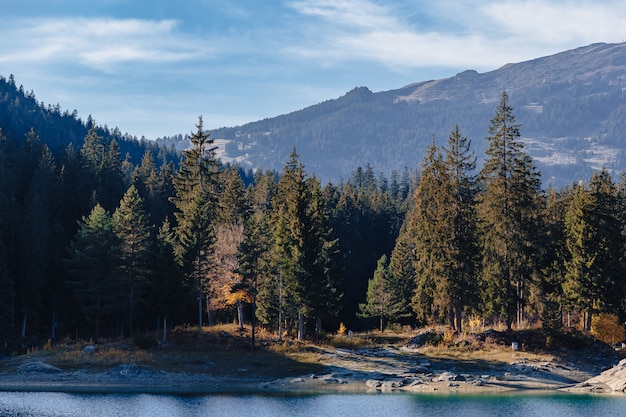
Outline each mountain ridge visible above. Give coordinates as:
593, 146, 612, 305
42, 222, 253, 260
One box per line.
189, 42, 626, 186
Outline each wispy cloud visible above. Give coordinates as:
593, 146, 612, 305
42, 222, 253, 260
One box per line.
286, 0, 626, 71
0, 18, 211, 72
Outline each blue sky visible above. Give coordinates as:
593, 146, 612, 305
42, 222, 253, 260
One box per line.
2, 0, 625, 139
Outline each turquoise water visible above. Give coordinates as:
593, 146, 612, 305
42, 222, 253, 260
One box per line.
0, 392, 625, 417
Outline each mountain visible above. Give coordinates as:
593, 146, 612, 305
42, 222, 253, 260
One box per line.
0, 74, 179, 168
196, 42, 626, 186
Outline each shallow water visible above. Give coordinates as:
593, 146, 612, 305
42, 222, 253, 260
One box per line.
0, 391, 625, 417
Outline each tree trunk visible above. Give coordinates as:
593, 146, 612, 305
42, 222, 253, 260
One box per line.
129, 285, 134, 335
584, 311, 593, 332
21, 312, 27, 339
251, 294, 257, 348
198, 287, 203, 334
297, 310, 304, 341
237, 301, 244, 330
278, 274, 283, 342
448, 305, 455, 330
455, 305, 462, 333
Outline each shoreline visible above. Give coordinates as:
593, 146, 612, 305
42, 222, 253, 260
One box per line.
0, 360, 615, 396
1, 337, 623, 396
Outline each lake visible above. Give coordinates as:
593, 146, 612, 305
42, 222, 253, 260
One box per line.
0, 391, 625, 417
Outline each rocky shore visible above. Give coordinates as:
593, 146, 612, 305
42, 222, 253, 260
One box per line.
1, 343, 622, 395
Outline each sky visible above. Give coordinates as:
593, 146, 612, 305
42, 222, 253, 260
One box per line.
2, 0, 626, 139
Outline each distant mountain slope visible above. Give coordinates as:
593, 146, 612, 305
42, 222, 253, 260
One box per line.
0, 74, 179, 167
204, 42, 626, 186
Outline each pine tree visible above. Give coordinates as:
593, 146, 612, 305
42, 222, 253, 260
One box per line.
241, 171, 277, 335
541, 187, 571, 331
269, 149, 339, 340
66, 204, 119, 340
441, 125, 479, 332
16, 144, 59, 337
171, 116, 219, 332
359, 254, 405, 331
270, 149, 309, 340
151, 218, 184, 341
388, 218, 417, 321
411, 141, 458, 326
113, 185, 154, 335
477, 91, 544, 329
563, 170, 623, 331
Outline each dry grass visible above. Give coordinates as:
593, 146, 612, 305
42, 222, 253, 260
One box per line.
17, 323, 618, 380
21, 324, 326, 378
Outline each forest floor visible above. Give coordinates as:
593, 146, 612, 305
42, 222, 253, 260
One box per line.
0, 324, 623, 395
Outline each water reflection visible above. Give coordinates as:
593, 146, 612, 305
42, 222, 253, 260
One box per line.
0, 392, 625, 417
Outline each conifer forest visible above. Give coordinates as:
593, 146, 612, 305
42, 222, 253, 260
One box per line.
1, 79, 625, 352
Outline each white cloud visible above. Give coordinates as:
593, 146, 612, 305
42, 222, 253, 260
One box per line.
485, 0, 626, 44
286, 0, 626, 72
289, 0, 397, 29
0, 18, 210, 71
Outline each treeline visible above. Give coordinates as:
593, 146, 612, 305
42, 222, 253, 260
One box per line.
361, 91, 626, 335
1, 90, 625, 353
0, 109, 409, 350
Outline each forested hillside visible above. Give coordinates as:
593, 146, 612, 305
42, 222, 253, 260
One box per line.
1, 74, 626, 353
0, 75, 180, 170
190, 42, 626, 186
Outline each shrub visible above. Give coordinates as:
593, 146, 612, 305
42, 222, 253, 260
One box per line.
591, 313, 625, 345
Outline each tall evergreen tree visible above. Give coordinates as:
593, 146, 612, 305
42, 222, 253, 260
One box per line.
541, 187, 571, 331
66, 204, 119, 340
151, 218, 184, 340
441, 125, 479, 332
113, 185, 153, 335
477, 91, 544, 329
171, 117, 219, 332
269, 149, 339, 340
16, 144, 60, 338
563, 170, 623, 331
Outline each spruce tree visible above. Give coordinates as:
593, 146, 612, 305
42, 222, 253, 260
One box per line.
171, 116, 219, 332
113, 185, 153, 335
563, 170, 623, 331
66, 204, 119, 340
269, 149, 338, 340
441, 125, 479, 332
151, 218, 184, 340
409, 134, 477, 331
477, 91, 544, 329
359, 254, 405, 331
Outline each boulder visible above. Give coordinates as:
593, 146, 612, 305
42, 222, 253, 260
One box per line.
579, 358, 626, 392
82, 345, 96, 355
18, 360, 61, 373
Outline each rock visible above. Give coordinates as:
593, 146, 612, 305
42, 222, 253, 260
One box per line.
82, 345, 96, 355
578, 359, 626, 392
18, 360, 61, 373
323, 378, 346, 384
366, 379, 382, 388
404, 330, 441, 349
380, 380, 402, 389
109, 363, 150, 378
434, 371, 459, 382
290, 377, 304, 384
